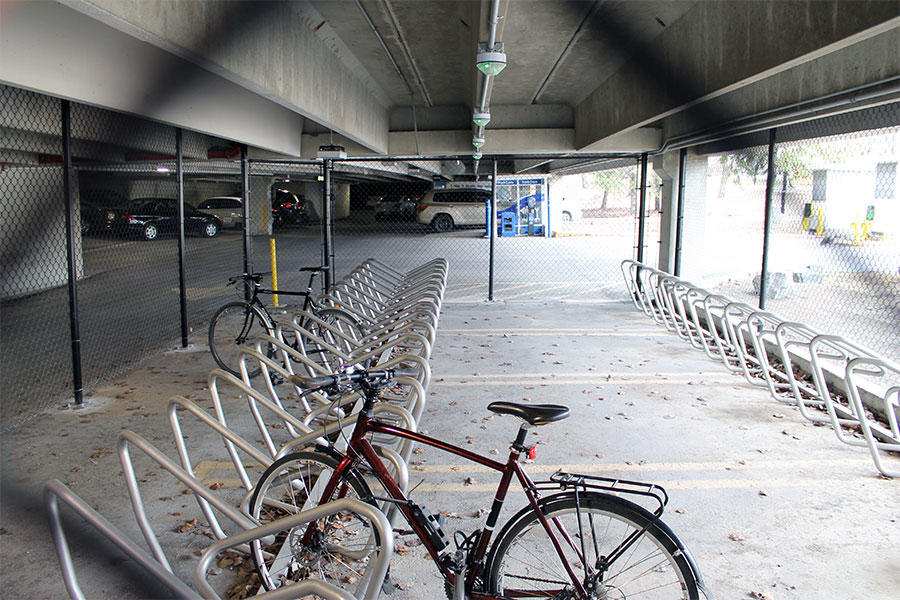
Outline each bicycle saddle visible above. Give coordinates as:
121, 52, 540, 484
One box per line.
487, 402, 570, 426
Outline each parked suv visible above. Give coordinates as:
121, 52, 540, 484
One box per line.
415, 188, 491, 232
272, 189, 314, 227
197, 196, 243, 229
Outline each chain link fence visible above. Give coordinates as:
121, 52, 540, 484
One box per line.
1, 86, 70, 426
696, 145, 769, 297
766, 121, 900, 363
3, 81, 896, 429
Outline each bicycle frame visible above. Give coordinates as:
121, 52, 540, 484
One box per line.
317, 409, 588, 599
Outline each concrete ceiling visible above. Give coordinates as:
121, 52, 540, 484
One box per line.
1, 0, 898, 165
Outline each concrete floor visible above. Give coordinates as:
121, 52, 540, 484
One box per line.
1, 299, 898, 599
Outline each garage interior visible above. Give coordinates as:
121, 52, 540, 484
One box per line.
1, 1, 899, 599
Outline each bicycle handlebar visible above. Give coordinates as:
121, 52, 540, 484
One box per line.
227, 273, 264, 286
289, 368, 419, 391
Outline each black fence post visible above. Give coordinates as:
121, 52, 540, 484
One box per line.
241, 144, 252, 300
322, 159, 334, 291
637, 153, 648, 264
489, 158, 497, 301
674, 148, 687, 277
175, 128, 188, 347
61, 100, 84, 406
759, 128, 777, 310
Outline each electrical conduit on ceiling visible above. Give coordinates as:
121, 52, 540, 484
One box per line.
474, 0, 505, 165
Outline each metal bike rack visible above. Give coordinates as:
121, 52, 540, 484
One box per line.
46, 479, 393, 600
194, 498, 393, 600
44, 259, 446, 598
621, 259, 900, 478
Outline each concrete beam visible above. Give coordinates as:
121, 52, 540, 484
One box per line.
575, 1, 900, 149
64, 0, 390, 152
1, 1, 306, 156
389, 128, 575, 155
660, 27, 900, 143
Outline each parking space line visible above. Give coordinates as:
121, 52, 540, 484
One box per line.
408, 458, 861, 475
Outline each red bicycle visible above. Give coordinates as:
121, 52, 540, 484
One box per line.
249, 369, 708, 599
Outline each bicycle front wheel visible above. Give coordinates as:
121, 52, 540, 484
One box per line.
248, 451, 375, 593
486, 492, 699, 600
208, 301, 272, 378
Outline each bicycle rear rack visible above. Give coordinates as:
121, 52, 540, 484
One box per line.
535, 471, 669, 517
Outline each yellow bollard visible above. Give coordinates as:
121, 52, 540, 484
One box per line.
816, 208, 824, 236
851, 222, 859, 245
269, 237, 279, 307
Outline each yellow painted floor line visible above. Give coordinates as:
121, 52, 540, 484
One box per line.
408, 458, 863, 475
410, 477, 885, 493
440, 328, 656, 333
439, 331, 665, 337
435, 371, 727, 379
436, 379, 734, 387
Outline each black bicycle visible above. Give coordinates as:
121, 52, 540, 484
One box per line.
208, 267, 364, 378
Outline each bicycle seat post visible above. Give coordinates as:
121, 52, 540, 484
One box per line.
510, 424, 529, 455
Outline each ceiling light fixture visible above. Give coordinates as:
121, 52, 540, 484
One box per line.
156, 166, 170, 173
472, 110, 491, 127
472, 136, 485, 149
476, 42, 506, 76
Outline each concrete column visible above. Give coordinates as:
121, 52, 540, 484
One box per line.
1, 166, 83, 299
652, 151, 679, 274
249, 175, 274, 235
304, 181, 324, 222
334, 183, 351, 219
679, 150, 709, 282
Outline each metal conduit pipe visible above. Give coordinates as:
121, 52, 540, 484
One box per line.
655, 77, 900, 154
476, 0, 504, 142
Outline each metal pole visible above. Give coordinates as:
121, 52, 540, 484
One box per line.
637, 153, 648, 264
780, 170, 788, 214
321, 159, 334, 291
175, 129, 188, 348
759, 128, 777, 310
489, 158, 497, 301
674, 148, 687, 277
241, 144, 252, 301
61, 100, 83, 406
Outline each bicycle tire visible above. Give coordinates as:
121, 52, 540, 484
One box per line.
485, 492, 699, 600
248, 451, 376, 593
208, 301, 273, 378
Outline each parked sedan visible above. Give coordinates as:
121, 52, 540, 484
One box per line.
80, 190, 128, 235
374, 195, 416, 220
119, 198, 222, 240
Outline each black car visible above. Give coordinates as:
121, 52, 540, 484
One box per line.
117, 198, 222, 240
272, 190, 315, 227
80, 190, 128, 235
373, 195, 416, 220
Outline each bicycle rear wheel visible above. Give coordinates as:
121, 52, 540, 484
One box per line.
248, 451, 375, 593
208, 301, 273, 378
486, 492, 699, 600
